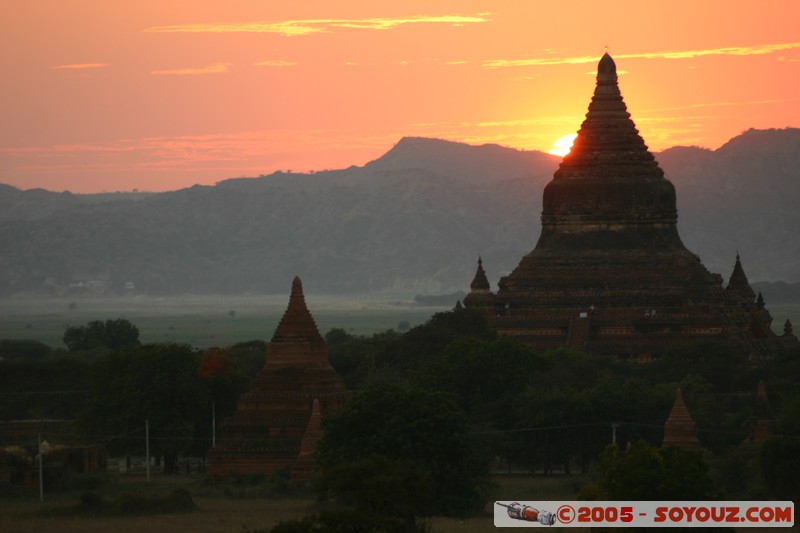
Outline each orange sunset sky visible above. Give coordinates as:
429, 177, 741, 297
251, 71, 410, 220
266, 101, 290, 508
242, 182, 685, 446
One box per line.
2, 1, 799, 193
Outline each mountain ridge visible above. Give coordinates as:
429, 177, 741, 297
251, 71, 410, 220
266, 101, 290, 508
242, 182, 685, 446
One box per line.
1, 127, 798, 297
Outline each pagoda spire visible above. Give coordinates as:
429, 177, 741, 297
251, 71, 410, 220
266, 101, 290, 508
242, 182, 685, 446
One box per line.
554, 52, 663, 182
726, 253, 756, 301
266, 276, 328, 366
470, 256, 491, 292
271, 276, 324, 344
538, 53, 679, 244
464, 256, 495, 308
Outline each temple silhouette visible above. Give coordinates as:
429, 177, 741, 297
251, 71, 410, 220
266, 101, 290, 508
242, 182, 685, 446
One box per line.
465, 53, 798, 361
207, 277, 348, 480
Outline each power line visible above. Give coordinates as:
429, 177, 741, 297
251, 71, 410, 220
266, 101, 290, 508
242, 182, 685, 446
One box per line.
0, 390, 88, 396
472, 422, 608, 435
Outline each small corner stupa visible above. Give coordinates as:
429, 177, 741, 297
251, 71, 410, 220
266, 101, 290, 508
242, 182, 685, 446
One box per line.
463, 256, 494, 308
464, 53, 798, 361
207, 277, 348, 481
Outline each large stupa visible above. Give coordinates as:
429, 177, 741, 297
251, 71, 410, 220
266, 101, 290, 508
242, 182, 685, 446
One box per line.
464, 54, 797, 361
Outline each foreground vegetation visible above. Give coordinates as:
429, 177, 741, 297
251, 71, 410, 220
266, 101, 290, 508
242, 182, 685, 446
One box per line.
2, 306, 799, 530
0, 471, 588, 533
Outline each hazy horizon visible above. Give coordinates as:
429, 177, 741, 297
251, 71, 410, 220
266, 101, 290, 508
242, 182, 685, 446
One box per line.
0, 128, 790, 195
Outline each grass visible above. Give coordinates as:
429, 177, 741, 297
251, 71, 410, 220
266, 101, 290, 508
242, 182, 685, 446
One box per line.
0, 294, 448, 349
0, 471, 587, 533
4, 471, 779, 532
0, 473, 314, 533
490, 473, 588, 501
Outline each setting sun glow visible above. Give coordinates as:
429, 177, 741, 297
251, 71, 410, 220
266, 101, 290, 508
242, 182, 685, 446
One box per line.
549, 134, 578, 157
2, 2, 799, 192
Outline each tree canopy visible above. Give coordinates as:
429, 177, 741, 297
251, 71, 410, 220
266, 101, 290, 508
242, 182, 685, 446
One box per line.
316, 383, 489, 519
63, 318, 140, 351
79, 343, 211, 472
579, 440, 718, 500
760, 436, 800, 502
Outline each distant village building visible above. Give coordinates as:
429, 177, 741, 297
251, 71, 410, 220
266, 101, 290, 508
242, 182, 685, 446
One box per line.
207, 277, 348, 481
0, 420, 102, 490
464, 54, 799, 361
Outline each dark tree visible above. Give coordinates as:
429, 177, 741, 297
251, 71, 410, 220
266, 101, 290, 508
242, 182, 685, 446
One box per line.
375, 307, 495, 376
198, 347, 252, 423
63, 318, 140, 351
760, 436, 800, 501
0, 339, 52, 360
645, 341, 752, 393
413, 336, 543, 416
0, 354, 90, 420
228, 339, 268, 377
316, 383, 489, 518
80, 343, 210, 472
327, 330, 401, 389
318, 455, 433, 531
579, 440, 718, 500
324, 327, 352, 346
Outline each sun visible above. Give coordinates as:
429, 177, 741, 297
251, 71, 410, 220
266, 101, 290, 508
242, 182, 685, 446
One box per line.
548, 134, 578, 157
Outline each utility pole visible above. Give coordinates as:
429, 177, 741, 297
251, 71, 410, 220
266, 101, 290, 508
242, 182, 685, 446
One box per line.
212, 401, 216, 448
611, 423, 620, 445
38, 434, 44, 502
145, 419, 151, 483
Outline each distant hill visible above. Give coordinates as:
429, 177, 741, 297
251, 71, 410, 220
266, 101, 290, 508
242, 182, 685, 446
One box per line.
0, 128, 798, 298
657, 128, 800, 284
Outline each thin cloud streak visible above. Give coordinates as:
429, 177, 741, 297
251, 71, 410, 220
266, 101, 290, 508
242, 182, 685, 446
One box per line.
484, 41, 800, 68
1, 129, 397, 183
411, 116, 585, 130
254, 60, 298, 67
643, 97, 800, 113
151, 63, 231, 76
144, 14, 490, 37
52, 63, 109, 70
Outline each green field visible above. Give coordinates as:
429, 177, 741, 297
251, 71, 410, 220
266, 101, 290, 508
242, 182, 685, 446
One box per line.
2, 296, 798, 351
0, 295, 450, 349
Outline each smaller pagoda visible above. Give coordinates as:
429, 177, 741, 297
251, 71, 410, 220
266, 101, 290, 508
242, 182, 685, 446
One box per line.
207, 277, 348, 481
662, 388, 701, 452
747, 380, 776, 444
463, 256, 494, 308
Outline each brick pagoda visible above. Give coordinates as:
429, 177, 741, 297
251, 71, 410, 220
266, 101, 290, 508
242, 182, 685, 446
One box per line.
747, 380, 776, 444
465, 53, 798, 361
662, 388, 701, 452
207, 277, 348, 480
